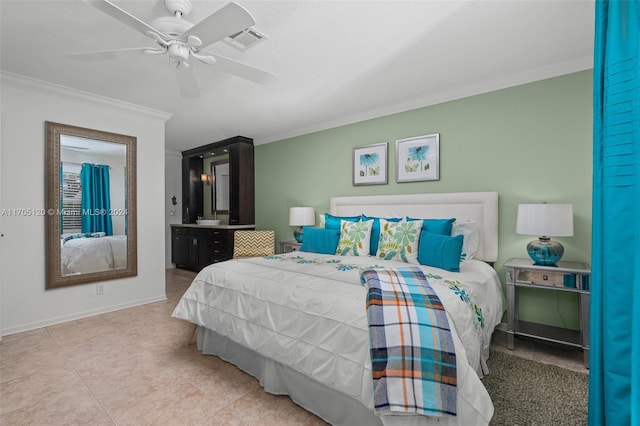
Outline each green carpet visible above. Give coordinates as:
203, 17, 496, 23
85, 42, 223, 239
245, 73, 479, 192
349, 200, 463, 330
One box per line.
483, 350, 588, 425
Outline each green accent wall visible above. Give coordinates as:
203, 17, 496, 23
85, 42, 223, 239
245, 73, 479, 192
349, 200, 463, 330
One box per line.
255, 70, 592, 329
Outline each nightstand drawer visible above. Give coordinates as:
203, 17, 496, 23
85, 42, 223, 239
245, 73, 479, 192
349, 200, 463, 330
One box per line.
517, 270, 564, 286
280, 241, 302, 253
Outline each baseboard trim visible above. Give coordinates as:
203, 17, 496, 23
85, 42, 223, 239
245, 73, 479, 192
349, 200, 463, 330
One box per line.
495, 322, 508, 332
1, 294, 167, 337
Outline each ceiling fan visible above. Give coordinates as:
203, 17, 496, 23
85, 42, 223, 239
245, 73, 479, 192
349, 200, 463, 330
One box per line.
71, 0, 274, 98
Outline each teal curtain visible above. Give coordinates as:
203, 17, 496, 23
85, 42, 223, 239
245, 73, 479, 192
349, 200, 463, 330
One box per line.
80, 163, 113, 235
590, 1, 640, 425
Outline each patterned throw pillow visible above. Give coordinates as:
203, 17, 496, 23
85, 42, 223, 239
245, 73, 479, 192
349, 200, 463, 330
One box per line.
362, 214, 403, 256
451, 220, 479, 262
376, 218, 423, 264
336, 219, 374, 257
233, 230, 275, 258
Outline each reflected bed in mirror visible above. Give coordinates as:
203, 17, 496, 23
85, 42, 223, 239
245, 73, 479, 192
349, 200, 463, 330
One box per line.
45, 121, 137, 289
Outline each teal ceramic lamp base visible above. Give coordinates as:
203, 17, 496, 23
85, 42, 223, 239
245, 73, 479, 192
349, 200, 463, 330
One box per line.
527, 237, 564, 266
293, 227, 304, 243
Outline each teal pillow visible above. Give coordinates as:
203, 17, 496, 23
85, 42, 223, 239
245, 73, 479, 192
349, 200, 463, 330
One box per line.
407, 217, 455, 235
362, 214, 402, 255
417, 232, 464, 272
324, 213, 361, 230
300, 227, 340, 254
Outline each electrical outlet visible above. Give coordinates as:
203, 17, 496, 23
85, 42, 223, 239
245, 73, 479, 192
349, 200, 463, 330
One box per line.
96, 284, 104, 295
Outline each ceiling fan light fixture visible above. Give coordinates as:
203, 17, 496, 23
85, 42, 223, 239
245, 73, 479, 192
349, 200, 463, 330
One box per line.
168, 43, 190, 61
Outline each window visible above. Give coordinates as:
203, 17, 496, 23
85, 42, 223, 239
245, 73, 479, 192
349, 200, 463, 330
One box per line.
61, 165, 82, 233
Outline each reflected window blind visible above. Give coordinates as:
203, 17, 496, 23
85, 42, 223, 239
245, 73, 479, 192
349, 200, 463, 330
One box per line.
61, 169, 82, 233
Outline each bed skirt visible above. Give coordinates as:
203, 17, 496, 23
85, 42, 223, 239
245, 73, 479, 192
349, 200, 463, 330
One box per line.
197, 326, 491, 426
197, 326, 379, 426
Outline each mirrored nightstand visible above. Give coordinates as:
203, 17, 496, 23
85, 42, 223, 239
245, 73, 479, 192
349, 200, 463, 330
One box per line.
504, 257, 590, 366
279, 241, 302, 254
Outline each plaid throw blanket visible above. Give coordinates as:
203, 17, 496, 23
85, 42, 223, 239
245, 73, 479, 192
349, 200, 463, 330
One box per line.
361, 267, 457, 417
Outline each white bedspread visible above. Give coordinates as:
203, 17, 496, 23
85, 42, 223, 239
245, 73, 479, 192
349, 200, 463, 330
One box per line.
61, 235, 127, 275
172, 253, 504, 425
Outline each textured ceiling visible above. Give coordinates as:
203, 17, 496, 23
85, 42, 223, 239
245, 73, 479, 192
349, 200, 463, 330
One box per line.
0, 0, 594, 150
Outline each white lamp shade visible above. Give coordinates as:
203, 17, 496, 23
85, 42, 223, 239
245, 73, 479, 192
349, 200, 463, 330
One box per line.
516, 203, 574, 237
289, 207, 316, 226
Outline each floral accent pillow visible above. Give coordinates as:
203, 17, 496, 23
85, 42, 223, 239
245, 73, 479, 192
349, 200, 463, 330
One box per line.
451, 220, 479, 262
336, 219, 373, 257
376, 218, 423, 264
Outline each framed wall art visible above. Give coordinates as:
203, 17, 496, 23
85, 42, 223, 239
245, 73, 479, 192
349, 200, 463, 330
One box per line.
353, 142, 388, 186
396, 133, 439, 182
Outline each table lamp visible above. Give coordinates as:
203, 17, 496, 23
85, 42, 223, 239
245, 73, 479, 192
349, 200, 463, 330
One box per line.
289, 207, 315, 243
516, 203, 574, 266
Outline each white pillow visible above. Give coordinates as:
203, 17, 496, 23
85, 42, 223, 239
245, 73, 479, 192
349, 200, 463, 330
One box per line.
336, 219, 373, 257
318, 213, 326, 228
451, 220, 479, 262
376, 218, 423, 264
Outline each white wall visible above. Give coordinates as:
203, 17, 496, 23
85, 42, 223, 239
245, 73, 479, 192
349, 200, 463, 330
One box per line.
165, 149, 182, 268
0, 72, 172, 335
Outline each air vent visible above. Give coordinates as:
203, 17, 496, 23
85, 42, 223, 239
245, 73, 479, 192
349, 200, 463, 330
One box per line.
223, 27, 267, 51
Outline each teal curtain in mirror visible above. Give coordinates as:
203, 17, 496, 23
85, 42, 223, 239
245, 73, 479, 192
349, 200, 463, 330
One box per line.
81, 163, 113, 235
590, 1, 640, 424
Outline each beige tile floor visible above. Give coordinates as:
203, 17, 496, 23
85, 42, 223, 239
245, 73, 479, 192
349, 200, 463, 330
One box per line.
0, 268, 587, 425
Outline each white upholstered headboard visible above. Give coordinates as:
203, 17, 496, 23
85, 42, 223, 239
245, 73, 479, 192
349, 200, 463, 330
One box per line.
329, 192, 498, 263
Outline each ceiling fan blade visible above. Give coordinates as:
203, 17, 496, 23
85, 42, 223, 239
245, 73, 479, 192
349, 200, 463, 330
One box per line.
183, 2, 255, 48
70, 47, 154, 62
84, 0, 167, 41
174, 64, 200, 98
204, 52, 275, 85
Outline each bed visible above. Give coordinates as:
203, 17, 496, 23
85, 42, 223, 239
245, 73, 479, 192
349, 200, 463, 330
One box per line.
60, 234, 127, 275
172, 192, 503, 425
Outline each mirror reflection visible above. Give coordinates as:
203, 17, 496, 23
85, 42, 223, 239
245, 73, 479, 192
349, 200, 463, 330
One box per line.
46, 122, 137, 288
60, 137, 127, 275
202, 153, 230, 218
211, 161, 230, 212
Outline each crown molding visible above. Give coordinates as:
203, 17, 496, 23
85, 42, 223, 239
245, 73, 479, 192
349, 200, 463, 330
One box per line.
254, 57, 593, 145
1, 71, 173, 122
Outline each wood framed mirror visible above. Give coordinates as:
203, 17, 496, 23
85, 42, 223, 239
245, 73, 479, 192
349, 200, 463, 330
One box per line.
45, 121, 137, 289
